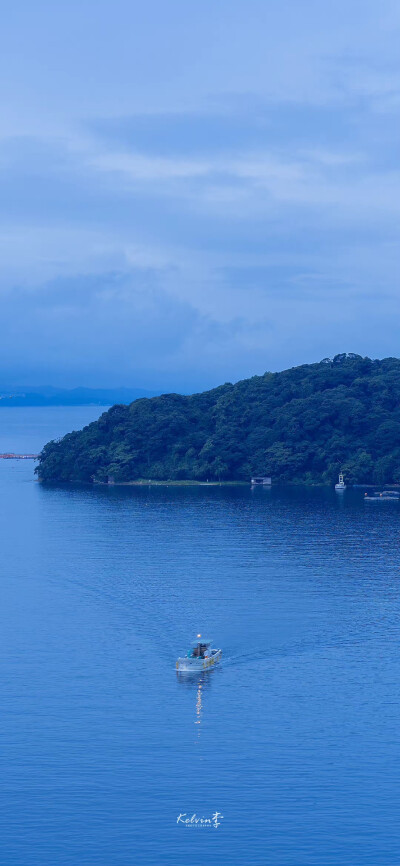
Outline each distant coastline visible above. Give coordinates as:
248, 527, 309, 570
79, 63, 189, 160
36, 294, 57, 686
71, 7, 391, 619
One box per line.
0, 386, 160, 407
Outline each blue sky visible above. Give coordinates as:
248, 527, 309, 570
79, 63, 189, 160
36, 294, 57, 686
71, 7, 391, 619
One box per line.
1, 0, 399, 390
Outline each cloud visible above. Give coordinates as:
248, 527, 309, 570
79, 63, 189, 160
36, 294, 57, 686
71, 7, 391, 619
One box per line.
0, 0, 400, 387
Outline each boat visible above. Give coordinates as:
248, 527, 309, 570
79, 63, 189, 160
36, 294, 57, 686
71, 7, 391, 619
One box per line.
335, 473, 346, 491
364, 490, 400, 501
176, 635, 222, 672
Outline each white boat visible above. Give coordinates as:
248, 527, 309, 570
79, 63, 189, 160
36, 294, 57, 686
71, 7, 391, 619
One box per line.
176, 636, 222, 672
335, 473, 346, 491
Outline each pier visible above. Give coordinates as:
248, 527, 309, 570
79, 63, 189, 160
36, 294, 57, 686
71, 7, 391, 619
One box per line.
0, 453, 38, 459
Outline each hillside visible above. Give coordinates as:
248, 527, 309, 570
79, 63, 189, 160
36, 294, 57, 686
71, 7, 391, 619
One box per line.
36, 354, 400, 485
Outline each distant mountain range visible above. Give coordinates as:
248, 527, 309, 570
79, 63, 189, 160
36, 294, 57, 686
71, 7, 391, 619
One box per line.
0, 386, 161, 407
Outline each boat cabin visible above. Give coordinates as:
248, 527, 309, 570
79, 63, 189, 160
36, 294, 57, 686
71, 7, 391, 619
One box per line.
190, 639, 211, 659
251, 476, 272, 486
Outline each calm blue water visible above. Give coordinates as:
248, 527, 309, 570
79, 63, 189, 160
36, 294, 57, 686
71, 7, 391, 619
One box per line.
1, 408, 400, 865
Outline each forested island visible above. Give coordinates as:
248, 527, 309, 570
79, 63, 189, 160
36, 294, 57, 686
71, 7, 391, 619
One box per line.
36, 354, 400, 485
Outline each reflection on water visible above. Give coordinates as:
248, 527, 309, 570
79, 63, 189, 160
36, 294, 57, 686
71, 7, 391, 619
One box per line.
177, 670, 217, 737
196, 679, 202, 729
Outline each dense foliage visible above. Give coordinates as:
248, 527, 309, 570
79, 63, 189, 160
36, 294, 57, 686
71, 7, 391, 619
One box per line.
36, 354, 400, 485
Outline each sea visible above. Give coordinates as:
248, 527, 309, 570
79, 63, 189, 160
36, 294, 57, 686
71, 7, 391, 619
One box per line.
1, 406, 400, 865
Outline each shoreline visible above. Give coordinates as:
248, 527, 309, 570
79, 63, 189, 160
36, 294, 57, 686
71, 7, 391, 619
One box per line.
94, 479, 249, 487
36, 476, 400, 489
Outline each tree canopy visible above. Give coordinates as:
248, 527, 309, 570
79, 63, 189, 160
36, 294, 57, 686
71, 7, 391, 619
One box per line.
36, 354, 400, 485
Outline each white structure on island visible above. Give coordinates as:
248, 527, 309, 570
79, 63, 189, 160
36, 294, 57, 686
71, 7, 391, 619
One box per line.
335, 473, 346, 491
251, 476, 272, 486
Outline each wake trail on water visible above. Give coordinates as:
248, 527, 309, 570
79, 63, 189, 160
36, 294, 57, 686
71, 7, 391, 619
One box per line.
55, 577, 386, 671
221, 631, 382, 671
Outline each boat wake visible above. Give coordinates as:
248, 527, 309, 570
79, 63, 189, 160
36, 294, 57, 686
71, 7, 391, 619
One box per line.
220, 632, 380, 671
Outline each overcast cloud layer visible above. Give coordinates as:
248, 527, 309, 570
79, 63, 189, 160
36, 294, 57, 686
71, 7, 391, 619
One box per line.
1, 0, 400, 389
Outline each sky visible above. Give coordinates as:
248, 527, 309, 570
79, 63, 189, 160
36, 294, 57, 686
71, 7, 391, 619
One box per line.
1, 0, 399, 391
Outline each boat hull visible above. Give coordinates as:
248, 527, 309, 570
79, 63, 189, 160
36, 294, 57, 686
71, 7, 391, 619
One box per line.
176, 649, 222, 672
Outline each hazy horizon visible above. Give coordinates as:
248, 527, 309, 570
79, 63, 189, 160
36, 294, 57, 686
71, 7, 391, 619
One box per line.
0, 350, 395, 395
